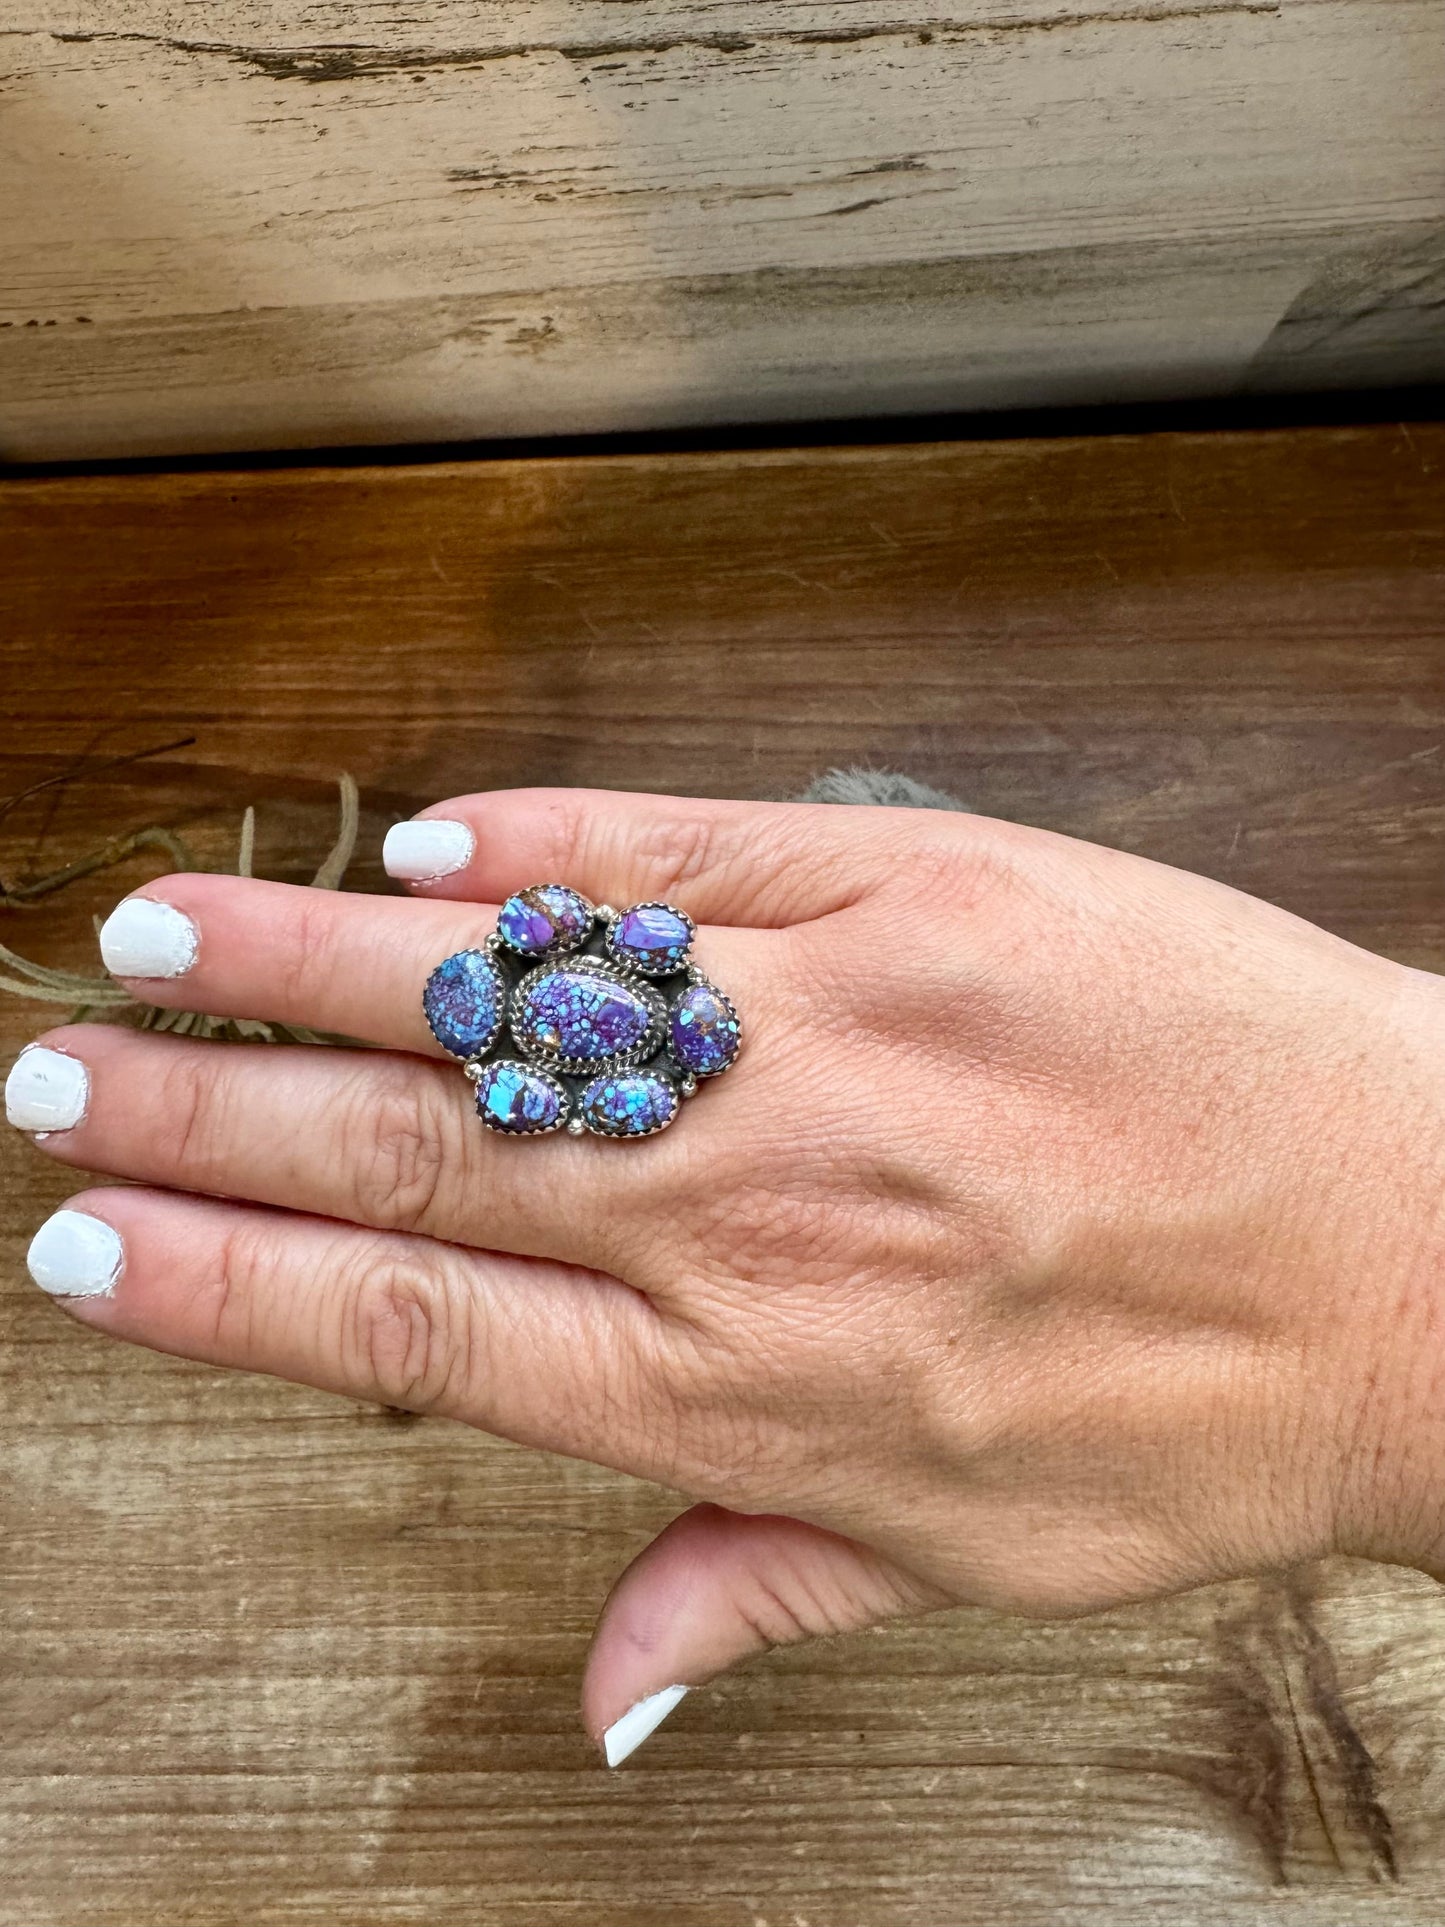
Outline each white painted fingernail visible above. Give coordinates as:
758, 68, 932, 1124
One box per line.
603, 1685, 689, 1768
99, 897, 198, 979
383, 818, 474, 882
26, 1209, 124, 1298
6, 1045, 90, 1133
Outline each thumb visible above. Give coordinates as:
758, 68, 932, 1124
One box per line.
582, 1503, 945, 1766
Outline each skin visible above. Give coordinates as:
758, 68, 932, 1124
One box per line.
11, 789, 1445, 1755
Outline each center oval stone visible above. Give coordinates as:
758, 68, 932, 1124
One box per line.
512, 963, 655, 1065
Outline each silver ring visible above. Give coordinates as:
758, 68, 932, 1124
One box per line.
421, 886, 740, 1139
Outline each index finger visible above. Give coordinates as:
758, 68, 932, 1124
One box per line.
381, 787, 940, 925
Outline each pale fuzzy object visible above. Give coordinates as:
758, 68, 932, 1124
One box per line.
5, 1045, 89, 1133
603, 1685, 689, 1767
383, 818, 475, 881
27, 1209, 124, 1298
99, 897, 199, 980
797, 768, 970, 812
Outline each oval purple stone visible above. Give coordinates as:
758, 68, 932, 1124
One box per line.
513, 964, 654, 1064
579, 1070, 679, 1138
474, 1060, 567, 1135
496, 883, 593, 955
669, 982, 740, 1076
422, 948, 504, 1059
607, 901, 693, 976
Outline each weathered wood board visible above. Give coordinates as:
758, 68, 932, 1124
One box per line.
2, 1, 1442, 460
2, 423, 1445, 1922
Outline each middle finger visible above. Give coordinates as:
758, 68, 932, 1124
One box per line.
96, 874, 761, 1063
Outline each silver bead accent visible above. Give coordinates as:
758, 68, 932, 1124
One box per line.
567, 1116, 586, 1135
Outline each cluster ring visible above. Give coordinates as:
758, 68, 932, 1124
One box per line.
421, 885, 741, 1140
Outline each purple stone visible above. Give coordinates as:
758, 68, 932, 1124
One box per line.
579, 1070, 679, 1137
513, 964, 654, 1064
422, 949, 504, 1059
475, 1060, 567, 1135
497, 884, 592, 954
669, 982, 740, 1076
607, 901, 693, 975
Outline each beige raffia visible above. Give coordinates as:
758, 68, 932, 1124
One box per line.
0, 775, 360, 1045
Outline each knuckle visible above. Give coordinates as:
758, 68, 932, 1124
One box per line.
344, 1243, 473, 1414
866, 824, 1025, 947
278, 890, 339, 1006
210, 1216, 266, 1354
342, 1068, 455, 1236
611, 807, 768, 912
527, 791, 586, 874
157, 1048, 221, 1179
628, 810, 734, 897
656, 1314, 813, 1505
682, 1151, 866, 1288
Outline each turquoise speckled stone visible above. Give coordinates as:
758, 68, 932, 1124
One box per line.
422, 949, 504, 1059
496, 883, 593, 955
669, 981, 740, 1076
579, 1070, 679, 1137
606, 901, 694, 976
474, 1060, 567, 1135
513, 962, 655, 1066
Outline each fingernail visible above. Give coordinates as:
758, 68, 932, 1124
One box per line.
383, 818, 474, 882
603, 1685, 689, 1768
26, 1208, 124, 1298
99, 897, 198, 979
6, 1045, 90, 1133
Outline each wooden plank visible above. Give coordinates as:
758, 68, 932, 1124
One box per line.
1, 422, 1444, 1923
2, 1, 1442, 460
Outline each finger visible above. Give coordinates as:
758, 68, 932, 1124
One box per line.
95, 873, 763, 1062
19, 1026, 670, 1270
99, 873, 492, 1053
382, 787, 953, 925
25, 1186, 672, 1473
582, 1504, 945, 1766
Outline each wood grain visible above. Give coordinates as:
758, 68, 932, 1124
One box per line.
2, 0, 1443, 461
2, 422, 1444, 1924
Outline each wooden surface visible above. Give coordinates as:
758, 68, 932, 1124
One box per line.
3, 1, 1444, 461
2, 422, 1445, 1924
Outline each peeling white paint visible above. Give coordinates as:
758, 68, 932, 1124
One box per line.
1, 0, 1441, 456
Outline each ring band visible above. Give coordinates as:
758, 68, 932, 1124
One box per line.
422, 886, 740, 1140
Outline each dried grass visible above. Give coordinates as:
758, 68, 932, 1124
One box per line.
0, 760, 359, 1045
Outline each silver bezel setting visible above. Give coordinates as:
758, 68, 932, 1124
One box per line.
509, 954, 668, 1077
577, 1069, 682, 1139
666, 976, 742, 1080
602, 900, 698, 978
469, 1058, 573, 1137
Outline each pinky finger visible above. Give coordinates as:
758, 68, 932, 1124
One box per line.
25, 1188, 665, 1471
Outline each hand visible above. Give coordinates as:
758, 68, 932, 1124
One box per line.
8, 790, 1445, 1764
